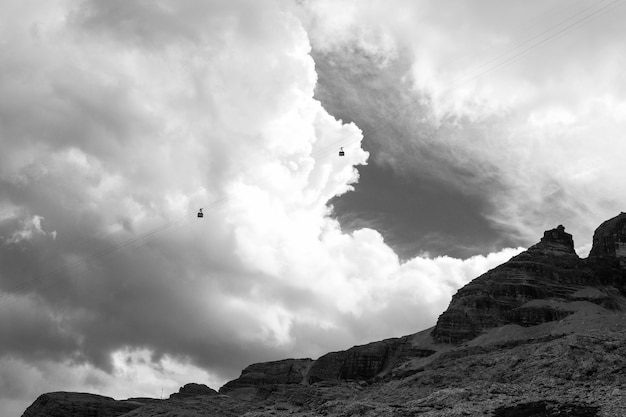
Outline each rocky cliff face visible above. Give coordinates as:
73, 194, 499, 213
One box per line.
307, 336, 435, 383
169, 383, 218, 400
220, 358, 313, 399
589, 212, 626, 260
21, 213, 626, 417
431, 215, 626, 344
21, 392, 148, 417
218, 335, 437, 399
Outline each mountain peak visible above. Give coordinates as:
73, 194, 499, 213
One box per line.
538, 224, 575, 251
431, 216, 626, 345
517, 224, 578, 258
589, 212, 626, 262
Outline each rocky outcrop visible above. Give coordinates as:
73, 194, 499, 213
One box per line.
307, 336, 434, 383
431, 225, 581, 343
431, 219, 626, 345
219, 337, 437, 394
170, 383, 218, 400
308, 339, 402, 383
115, 394, 258, 417
589, 212, 626, 260
220, 358, 313, 397
21, 392, 144, 417
503, 304, 573, 326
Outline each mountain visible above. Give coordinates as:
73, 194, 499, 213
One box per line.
21, 213, 626, 416
432, 220, 626, 344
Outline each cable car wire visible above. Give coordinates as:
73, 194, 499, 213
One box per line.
447, 0, 620, 90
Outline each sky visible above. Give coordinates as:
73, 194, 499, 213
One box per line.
1, 0, 626, 415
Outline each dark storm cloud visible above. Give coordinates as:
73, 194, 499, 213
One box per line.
314, 49, 519, 259
299, 0, 626, 255
0, 296, 79, 361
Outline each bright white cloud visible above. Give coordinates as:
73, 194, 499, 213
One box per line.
1, 1, 534, 415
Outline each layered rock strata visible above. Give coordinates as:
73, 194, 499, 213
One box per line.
21, 392, 146, 417
170, 383, 218, 400
431, 215, 626, 344
307, 336, 435, 383
219, 336, 437, 399
220, 358, 313, 397
589, 212, 626, 260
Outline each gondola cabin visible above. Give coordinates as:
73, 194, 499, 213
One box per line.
339, 147, 345, 156
197, 208, 204, 218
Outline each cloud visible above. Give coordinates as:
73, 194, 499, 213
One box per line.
1, 0, 528, 415
296, 0, 626, 247
0, 351, 216, 416
1, 215, 56, 245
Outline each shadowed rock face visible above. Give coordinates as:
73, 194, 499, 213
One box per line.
307, 336, 435, 383
307, 339, 403, 383
220, 358, 314, 397
431, 225, 584, 344
431, 217, 626, 345
219, 337, 437, 398
21, 392, 144, 417
493, 400, 600, 417
589, 212, 626, 263
170, 383, 218, 400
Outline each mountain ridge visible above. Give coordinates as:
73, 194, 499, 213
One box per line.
21, 213, 626, 416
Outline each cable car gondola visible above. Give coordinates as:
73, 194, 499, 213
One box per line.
197, 208, 203, 218
339, 147, 345, 156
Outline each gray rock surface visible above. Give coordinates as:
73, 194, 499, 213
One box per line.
169, 383, 218, 399
307, 336, 435, 383
220, 358, 313, 399
589, 212, 626, 259
21, 392, 144, 417
431, 220, 626, 344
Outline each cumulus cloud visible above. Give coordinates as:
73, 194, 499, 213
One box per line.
1, 0, 529, 415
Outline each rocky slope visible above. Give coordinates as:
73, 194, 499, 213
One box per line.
21, 213, 626, 417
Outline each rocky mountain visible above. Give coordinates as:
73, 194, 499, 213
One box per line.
21, 213, 626, 416
431, 221, 626, 344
